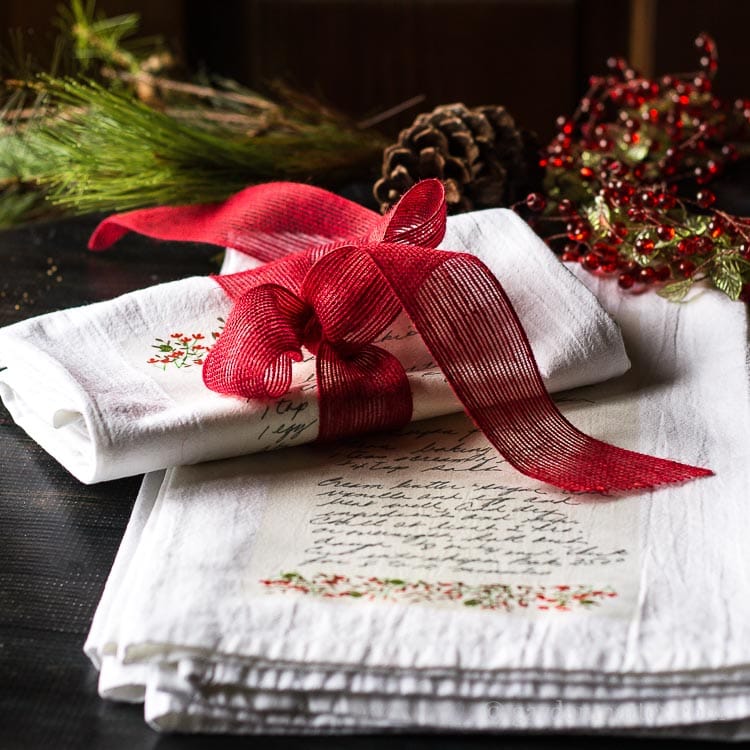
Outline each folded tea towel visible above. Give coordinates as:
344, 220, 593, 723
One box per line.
0, 209, 628, 483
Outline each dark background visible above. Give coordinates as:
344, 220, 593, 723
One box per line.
2, 0, 750, 141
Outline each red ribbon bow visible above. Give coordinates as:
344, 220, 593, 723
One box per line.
90, 180, 711, 493
204, 180, 450, 440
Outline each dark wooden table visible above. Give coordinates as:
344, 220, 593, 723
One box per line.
0, 213, 735, 749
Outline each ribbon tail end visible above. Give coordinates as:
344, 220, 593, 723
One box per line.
88, 220, 128, 251
567, 461, 714, 496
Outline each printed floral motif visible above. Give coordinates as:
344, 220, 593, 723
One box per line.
147, 317, 224, 369
260, 572, 617, 612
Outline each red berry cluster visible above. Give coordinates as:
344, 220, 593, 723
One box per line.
522, 34, 750, 302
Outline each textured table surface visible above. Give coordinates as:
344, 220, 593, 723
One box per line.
0, 213, 735, 749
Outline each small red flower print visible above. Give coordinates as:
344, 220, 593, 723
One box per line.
260, 573, 617, 613
148, 318, 225, 370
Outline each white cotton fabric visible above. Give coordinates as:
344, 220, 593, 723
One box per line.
85, 269, 750, 738
0, 209, 627, 484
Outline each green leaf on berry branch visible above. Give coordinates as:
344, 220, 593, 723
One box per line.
657, 279, 694, 302
583, 196, 611, 235
710, 257, 744, 300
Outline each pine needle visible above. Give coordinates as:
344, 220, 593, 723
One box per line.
22, 77, 385, 213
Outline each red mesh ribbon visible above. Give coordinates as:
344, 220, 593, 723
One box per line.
90, 180, 712, 493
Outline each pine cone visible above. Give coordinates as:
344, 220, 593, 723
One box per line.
373, 103, 539, 214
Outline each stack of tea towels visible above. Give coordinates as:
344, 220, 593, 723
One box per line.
2, 208, 750, 738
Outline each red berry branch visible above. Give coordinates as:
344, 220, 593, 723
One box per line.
522, 34, 750, 302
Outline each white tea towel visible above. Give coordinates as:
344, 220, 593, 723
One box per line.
85, 273, 750, 736
0, 209, 628, 483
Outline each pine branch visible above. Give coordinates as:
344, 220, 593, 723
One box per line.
20, 78, 386, 214
0, 1, 387, 226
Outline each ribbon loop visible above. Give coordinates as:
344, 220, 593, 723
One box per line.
301, 246, 402, 348
369, 179, 447, 248
203, 284, 307, 400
